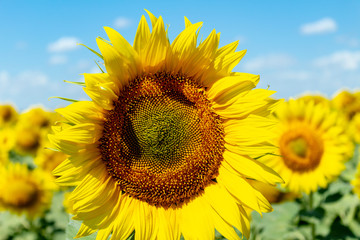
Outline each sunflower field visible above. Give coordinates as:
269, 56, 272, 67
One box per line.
1, 9, 360, 240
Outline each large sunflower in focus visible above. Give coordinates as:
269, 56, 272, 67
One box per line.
261, 99, 353, 194
0, 163, 55, 219
50, 11, 282, 239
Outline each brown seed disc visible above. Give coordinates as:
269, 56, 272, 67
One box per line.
279, 124, 324, 172
4, 181, 39, 209
99, 72, 225, 208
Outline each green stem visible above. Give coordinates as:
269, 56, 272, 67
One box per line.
309, 192, 315, 240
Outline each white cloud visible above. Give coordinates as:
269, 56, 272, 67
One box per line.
300, 18, 337, 35
47, 37, 80, 52
314, 50, 360, 70
242, 54, 296, 71
113, 17, 131, 29
49, 55, 68, 65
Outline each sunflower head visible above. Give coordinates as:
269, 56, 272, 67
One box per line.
0, 163, 55, 219
14, 125, 43, 155
35, 148, 67, 173
261, 99, 353, 194
51, 11, 283, 240
348, 113, 360, 144
19, 107, 60, 130
332, 90, 360, 120
0, 104, 17, 127
298, 93, 329, 106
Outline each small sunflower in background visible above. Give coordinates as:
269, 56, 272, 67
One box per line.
14, 125, 43, 156
35, 148, 67, 174
0, 104, 18, 128
0, 162, 55, 219
0, 127, 16, 164
260, 99, 353, 194
297, 93, 329, 106
18, 107, 56, 130
349, 113, 360, 144
332, 89, 360, 120
50, 11, 283, 240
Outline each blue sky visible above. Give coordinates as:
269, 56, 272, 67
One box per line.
1, 0, 360, 111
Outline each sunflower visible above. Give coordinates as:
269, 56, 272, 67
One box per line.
349, 113, 360, 144
298, 93, 329, 106
35, 147, 67, 173
0, 127, 15, 165
0, 163, 55, 219
260, 99, 353, 194
14, 125, 43, 156
0, 104, 17, 127
18, 107, 58, 129
332, 89, 360, 120
50, 11, 283, 239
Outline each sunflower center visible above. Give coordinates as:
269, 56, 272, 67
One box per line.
279, 125, 324, 172
288, 137, 307, 158
99, 72, 225, 208
16, 129, 40, 153
2, 180, 38, 208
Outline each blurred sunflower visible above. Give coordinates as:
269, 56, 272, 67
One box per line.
14, 125, 43, 156
348, 113, 360, 144
0, 163, 55, 219
50, 11, 282, 240
0, 127, 16, 164
0, 104, 18, 127
19, 107, 59, 130
260, 99, 353, 194
332, 89, 360, 120
35, 148, 67, 173
298, 93, 329, 106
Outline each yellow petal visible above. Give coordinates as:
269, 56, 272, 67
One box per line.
180, 197, 215, 240
143, 16, 170, 72
207, 74, 258, 106
144, 9, 158, 28
56, 101, 105, 125
133, 15, 151, 55
215, 49, 247, 74
104, 27, 140, 78
75, 223, 97, 238
111, 196, 136, 240
223, 150, 283, 185
218, 165, 272, 214
96, 38, 130, 89
204, 184, 243, 233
